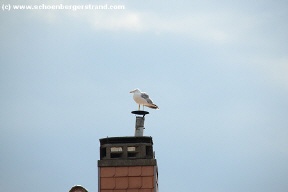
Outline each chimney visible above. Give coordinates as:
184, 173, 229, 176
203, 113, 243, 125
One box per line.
97, 110, 158, 192
132, 110, 149, 136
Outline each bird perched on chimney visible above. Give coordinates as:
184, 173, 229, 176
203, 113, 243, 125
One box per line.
130, 88, 159, 110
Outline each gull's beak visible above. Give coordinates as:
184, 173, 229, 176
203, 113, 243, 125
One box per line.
130, 88, 138, 93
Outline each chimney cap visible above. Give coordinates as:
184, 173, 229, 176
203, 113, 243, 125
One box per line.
99, 136, 153, 145
131, 110, 149, 116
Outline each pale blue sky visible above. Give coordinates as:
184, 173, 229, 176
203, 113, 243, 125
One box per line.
1, 0, 288, 192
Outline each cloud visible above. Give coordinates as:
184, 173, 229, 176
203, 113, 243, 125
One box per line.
73, 11, 143, 31
9, 0, 288, 89
73, 10, 257, 44
251, 57, 288, 90
9, 0, 285, 46
17, 0, 259, 44
138, 11, 257, 44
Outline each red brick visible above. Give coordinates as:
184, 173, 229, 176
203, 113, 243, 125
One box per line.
127, 189, 139, 192
100, 178, 115, 189
115, 177, 128, 189
129, 177, 142, 188
139, 189, 153, 192
128, 166, 141, 176
141, 166, 154, 176
101, 167, 116, 177
115, 167, 129, 177
141, 176, 154, 189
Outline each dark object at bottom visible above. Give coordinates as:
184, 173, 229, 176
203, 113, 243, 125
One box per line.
131, 110, 149, 116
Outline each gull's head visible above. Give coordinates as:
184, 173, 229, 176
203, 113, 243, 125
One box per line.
130, 88, 141, 93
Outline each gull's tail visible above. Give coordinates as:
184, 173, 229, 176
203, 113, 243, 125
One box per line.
146, 104, 159, 110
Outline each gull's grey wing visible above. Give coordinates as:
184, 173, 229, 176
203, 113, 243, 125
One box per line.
141, 93, 153, 104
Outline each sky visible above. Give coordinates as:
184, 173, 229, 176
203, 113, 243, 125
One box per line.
0, 0, 288, 191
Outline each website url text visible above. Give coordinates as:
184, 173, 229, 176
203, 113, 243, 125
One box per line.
2, 4, 125, 11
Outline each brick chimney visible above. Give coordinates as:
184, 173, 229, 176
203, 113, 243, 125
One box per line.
98, 111, 158, 192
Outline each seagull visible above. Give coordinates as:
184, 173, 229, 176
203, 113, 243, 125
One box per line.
130, 88, 159, 110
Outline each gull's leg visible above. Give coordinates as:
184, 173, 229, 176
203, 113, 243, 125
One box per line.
138, 104, 140, 110
143, 105, 144, 110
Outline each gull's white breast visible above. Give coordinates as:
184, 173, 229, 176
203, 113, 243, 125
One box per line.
133, 93, 147, 105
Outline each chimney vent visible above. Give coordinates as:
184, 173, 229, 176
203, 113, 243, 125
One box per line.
131, 110, 149, 137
